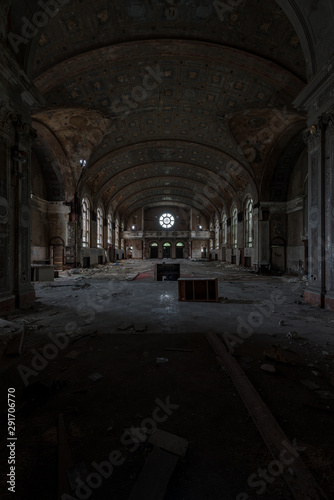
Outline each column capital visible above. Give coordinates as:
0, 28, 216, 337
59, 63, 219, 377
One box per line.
303, 122, 322, 149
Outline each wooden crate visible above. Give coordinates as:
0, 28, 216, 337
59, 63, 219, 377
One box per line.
178, 277, 219, 302
153, 263, 180, 281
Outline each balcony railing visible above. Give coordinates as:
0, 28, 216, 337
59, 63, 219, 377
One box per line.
121, 230, 214, 239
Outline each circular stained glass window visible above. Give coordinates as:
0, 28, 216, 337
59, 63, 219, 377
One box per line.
159, 213, 175, 229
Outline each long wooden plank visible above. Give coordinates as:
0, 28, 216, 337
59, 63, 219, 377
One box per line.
148, 429, 188, 457
206, 332, 327, 500
128, 446, 179, 500
57, 414, 74, 499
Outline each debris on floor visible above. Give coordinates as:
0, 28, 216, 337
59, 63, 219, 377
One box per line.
261, 364, 276, 373
156, 357, 168, 364
316, 390, 334, 400
287, 331, 302, 339
301, 379, 321, 390
264, 344, 289, 364
148, 429, 189, 457
219, 296, 230, 303
117, 322, 133, 331
88, 372, 103, 382
163, 347, 193, 352
135, 324, 147, 332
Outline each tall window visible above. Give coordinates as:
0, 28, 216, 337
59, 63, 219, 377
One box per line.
97, 207, 103, 248
215, 220, 220, 249
232, 207, 238, 249
82, 198, 90, 247
107, 213, 112, 245
115, 218, 120, 248
222, 213, 227, 245
245, 198, 253, 248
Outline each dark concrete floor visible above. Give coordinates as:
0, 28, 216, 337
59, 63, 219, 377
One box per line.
0, 260, 333, 499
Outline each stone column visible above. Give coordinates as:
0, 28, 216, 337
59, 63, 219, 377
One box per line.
13, 118, 37, 308
253, 205, 260, 269
0, 103, 15, 312
258, 208, 270, 271
303, 122, 325, 307
322, 113, 334, 310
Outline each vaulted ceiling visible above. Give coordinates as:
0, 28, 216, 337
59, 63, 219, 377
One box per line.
5, 0, 309, 219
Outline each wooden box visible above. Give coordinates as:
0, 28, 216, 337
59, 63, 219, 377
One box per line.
178, 277, 219, 302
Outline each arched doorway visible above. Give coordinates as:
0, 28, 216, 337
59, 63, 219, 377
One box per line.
163, 242, 171, 259
176, 242, 185, 259
149, 242, 158, 259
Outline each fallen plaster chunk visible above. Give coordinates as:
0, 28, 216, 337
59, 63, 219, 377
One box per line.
301, 380, 321, 390
117, 322, 133, 331
260, 364, 276, 373
88, 373, 103, 382
316, 390, 334, 400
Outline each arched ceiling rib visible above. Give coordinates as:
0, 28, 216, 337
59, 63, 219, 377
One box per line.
119, 189, 216, 219
17, 0, 307, 81
95, 163, 236, 207
109, 177, 223, 215
2, 0, 312, 215
123, 200, 213, 223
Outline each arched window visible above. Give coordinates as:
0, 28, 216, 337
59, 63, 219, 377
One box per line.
222, 213, 227, 245
232, 207, 238, 249
107, 213, 112, 245
82, 198, 90, 247
97, 207, 104, 248
245, 198, 253, 248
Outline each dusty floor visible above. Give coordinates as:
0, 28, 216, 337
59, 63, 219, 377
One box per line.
0, 260, 334, 499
